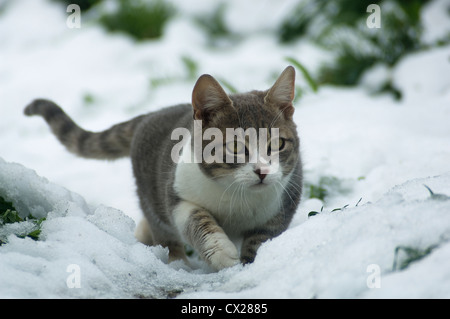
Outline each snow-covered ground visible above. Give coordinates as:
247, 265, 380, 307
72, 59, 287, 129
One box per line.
1, 0, 450, 298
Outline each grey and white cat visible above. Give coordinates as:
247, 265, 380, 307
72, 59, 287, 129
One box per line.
24, 66, 302, 271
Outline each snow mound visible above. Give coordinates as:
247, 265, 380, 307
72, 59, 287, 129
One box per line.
0, 157, 220, 298
1, 157, 450, 298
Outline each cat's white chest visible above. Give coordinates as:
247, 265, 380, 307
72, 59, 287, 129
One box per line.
173, 143, 281, 235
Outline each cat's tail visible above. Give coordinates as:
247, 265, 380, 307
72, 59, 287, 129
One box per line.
24, 99, 146, 160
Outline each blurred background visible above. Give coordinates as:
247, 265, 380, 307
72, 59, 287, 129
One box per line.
1, 0, 449, 223
17, 0, 448, 94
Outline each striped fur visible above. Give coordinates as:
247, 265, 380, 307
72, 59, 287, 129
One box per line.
24, 99, 145, 159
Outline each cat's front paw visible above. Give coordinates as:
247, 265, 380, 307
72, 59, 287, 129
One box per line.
206, 233, 240, 271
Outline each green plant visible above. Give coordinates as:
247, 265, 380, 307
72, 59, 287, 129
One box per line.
0, 196, 18, 218
278, 0, 434, 91
278, 0, 318, 43
389, 185, 448, 271
82, 92, 96, 107
1, 208, 22, 224
308, 203, 354, 218
181, 56, 199, 81
318, 51, 378, 87
0, 196, 46, 245
285, 57, 319, 102
150, 55, 200, 90
423, 185, 450, 201
194, 3, 239, 47
217, 77, 238, 94
100, 0, 175, 41
286, 57, 318, 93
392, 245, 437, 271
304, 176, 351, 201
308, 197, 362, 218
195, 3, 229, 38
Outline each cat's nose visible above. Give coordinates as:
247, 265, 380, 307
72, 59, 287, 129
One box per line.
254, 168, 267, 181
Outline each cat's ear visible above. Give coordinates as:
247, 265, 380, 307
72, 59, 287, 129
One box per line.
265, 66, 296, 120
192, 74, 233, 123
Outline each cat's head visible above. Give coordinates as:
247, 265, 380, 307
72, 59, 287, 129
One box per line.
191, 66, 300, 190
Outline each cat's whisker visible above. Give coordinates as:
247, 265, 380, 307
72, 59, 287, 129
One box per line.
271, 183, 284, 211
269, 108, 285, 130
285, 179, 302, 194
242, 184, 252, 214
277, 181, 297, 206
238, 183, 251, 218
217, 179, 240, 214
223, 188, 239, 228
209, 172, 232, 180
228, 184, 237, 217
229, 180, 244, 218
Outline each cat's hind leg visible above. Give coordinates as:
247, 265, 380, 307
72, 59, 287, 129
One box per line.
135, 218, 154, 246
135, 218, 187, 263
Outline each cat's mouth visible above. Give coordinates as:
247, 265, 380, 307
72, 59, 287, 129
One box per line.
250, 180, 270, 189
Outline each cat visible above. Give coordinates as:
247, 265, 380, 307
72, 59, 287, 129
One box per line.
24, 66, 303, 271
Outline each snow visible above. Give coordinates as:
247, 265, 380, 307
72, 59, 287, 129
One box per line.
2, 158, 450, 298
1, 0, 450, 299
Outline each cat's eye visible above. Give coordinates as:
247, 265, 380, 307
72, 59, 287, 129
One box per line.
268, 137, 286, 153
226, 141, 246, 155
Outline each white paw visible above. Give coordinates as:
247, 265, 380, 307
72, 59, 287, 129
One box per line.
206, 233, 240, 271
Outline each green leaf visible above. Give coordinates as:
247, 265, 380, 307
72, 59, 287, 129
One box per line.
308, 211, 319, 218
99, 0, 175, 41
330, 204, 349, 213
0, 196, 16, 214
1, 209, 23, 224
393, 245, 437, 271
217, 77, 238, 94
423, 184, 450, 201
0, 193, 46, 242
194, 3, 235, 45
181, 56, 199, 81
26, 229, 42, 241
